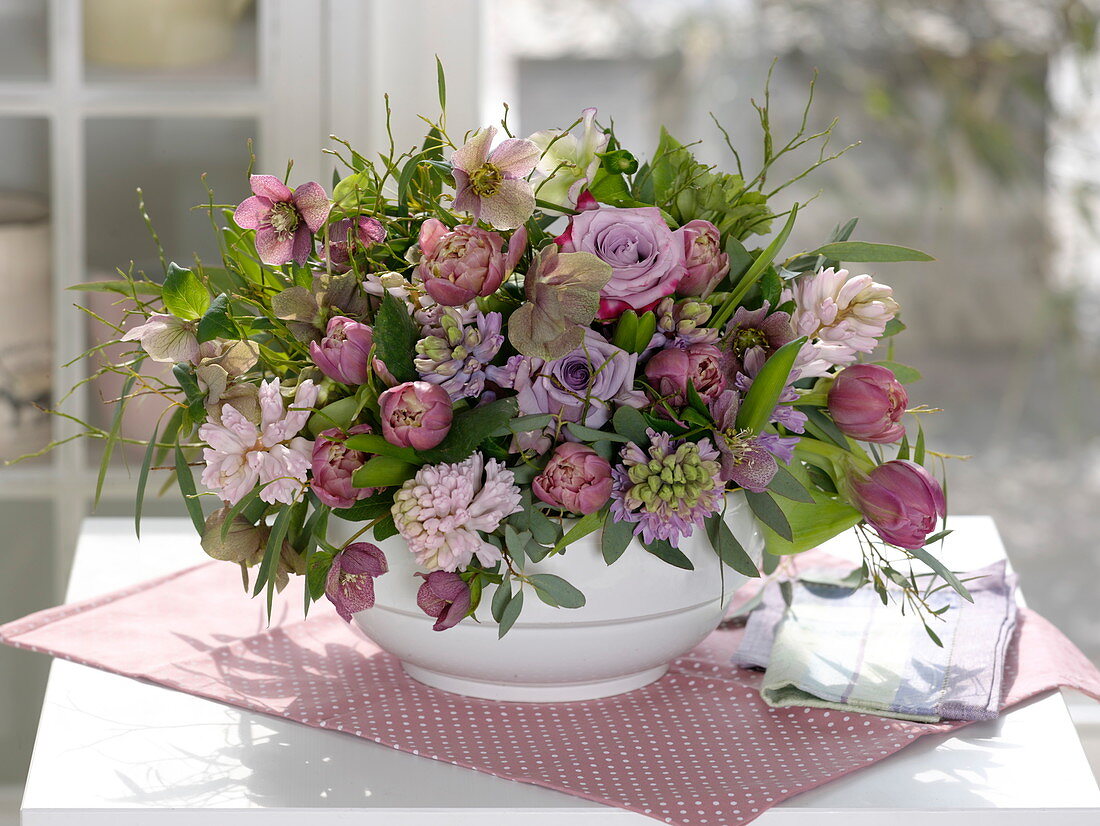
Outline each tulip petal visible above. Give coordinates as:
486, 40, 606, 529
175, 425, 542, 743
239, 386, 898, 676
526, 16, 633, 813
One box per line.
250, 174, 293, 202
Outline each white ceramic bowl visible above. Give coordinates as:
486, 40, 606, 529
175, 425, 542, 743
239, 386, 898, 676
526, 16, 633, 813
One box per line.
341, 492, 763, 702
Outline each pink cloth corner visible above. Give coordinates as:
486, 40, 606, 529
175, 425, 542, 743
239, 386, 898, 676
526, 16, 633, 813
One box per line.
2, 561, 1099, 826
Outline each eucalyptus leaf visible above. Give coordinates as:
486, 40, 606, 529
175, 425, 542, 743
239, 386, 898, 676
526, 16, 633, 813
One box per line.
643, 538, 694, 570
808, 241, 934, 263
601, 511, 634, 565
704, 514, 759, 577
745, 491, 793, 542
498, 589, 524, 638
612, 406, 649, 446
767, 463, 816, 504
528, 573, 586, 609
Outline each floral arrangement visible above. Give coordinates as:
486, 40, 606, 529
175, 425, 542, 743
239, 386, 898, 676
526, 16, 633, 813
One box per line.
50, 70, 962, 638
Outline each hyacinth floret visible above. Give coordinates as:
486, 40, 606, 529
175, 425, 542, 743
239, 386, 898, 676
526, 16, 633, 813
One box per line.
610, 429, 724, 545
648, 296, 720, 349
414, 310, 505, 400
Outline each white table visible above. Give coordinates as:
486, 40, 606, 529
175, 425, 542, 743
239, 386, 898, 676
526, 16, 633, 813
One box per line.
19, 517, 1100, 825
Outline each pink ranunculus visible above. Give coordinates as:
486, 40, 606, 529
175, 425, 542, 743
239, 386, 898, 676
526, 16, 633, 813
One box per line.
416, 219, 509, 306
532, 443, 613, 515
828, 364, 909, 444
233, 174, 331, 266
324, 216, 387, 272
325, 542, 388, 622
851, 460, 946, 550
310, 424, 375, 509
675, 219, 729, 298
309, 315, 374, 385
378, 380, 453, 450
415, 570, 471, 631
561, 206, 685, 320
644, 342, 727, 407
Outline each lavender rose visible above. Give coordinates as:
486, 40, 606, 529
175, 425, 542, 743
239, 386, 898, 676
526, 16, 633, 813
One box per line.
532, 443, 613, 515
513, 329, 645, 453
828, 364, 909, 444
644, 342, 727, 407
310, 424, 375, 509
675, 219, 729, 297
561, 206, 685, 319
850, 460, 946, 550
309, 316, 373, 385
416, 218, 513, 306
415, 571, 471, 631
378, 380, 453, 450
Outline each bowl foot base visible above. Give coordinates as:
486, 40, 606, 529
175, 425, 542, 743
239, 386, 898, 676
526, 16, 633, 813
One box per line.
401, 662, 669, 702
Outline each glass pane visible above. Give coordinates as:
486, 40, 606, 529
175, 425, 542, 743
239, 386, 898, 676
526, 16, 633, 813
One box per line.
82, 0, 258, 88
0, 0, 49, 82
0, 117, 51, 466
83, 116, 257, 459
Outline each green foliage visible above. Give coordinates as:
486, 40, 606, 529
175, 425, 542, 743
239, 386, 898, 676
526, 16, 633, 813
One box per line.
372, 291, 419, 383
163, 263, 210, 321
735, 337, 807, 434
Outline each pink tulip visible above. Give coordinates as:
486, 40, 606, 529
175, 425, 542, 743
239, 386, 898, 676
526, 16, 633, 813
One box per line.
325, 542, 388, 622
675, 219, 729, 297
416, 219, 508, 306
309, 316, 374, 385
532, 443, 613, 515
378, 381, 453, 450
415, 571, 470, 631
828, 364, 908, 444
644, 342, 726, 407
851, 460, 946, 550
310, 424, 375, 509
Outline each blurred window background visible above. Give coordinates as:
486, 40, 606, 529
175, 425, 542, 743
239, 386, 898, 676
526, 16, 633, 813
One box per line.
0, 0, 1098, 810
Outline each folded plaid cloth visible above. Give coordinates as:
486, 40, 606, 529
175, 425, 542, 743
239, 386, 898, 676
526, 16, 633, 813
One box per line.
732, 561, 1018, 722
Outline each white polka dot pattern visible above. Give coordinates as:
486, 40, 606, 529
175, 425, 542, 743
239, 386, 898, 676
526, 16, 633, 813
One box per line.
2, 562, 1099, 826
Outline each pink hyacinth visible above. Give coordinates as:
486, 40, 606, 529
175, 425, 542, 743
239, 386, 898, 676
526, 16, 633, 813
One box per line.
199, 378, 317, 506
391, 453, 522, 571
233, 174, 331, 266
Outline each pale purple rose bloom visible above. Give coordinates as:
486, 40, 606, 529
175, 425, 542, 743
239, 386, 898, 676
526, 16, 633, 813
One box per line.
309, 315, 374, 385
310, 424, 376, 509
675, 219, 730, 297
416, 218, 520, 306
451, 126, 540, 230
851, 460, 946, 550
325, 542, 388, 622
324, 216, 386, 272
561, 206, 685, 319
828, 364, 909, 444
513, 329, 646, 453
644, 342, 726, 408
532, 443, 613, 515
233, 174, 330, 266
378, 380, 453, 450
415, 571, 471, 631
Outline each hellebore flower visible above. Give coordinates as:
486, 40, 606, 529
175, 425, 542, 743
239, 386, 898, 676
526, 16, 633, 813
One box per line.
233, 174, 331, 266
610, 429, 724, 545
827, 363, 909, 444
415, 219, 520, 306
415, 571, 471, 631
392, 453, 522, 571
378, 380, 453, 450
324, 216, 387, 272
199, 379, 317, 506
707, 389, 779, 493
561, 206, 685, 319
415, 310, 505, 401
788, 267, 899, 372
644, 342, 727, 408
310, 424, 376, 509
532, 443, 613, 515
527, 107, 609, 210
850, 460, 946, 550
512, 329, 646, 454
451, 126, 540, 230
325, 542, 388, 622
121, 313, 199, 364
675, 219, 729, 298
507, 244, 612, 361
720, 304, 796, 379
309, 315, 374, 385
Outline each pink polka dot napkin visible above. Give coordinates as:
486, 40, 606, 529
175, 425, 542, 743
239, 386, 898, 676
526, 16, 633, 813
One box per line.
2, 561, 1099, 826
